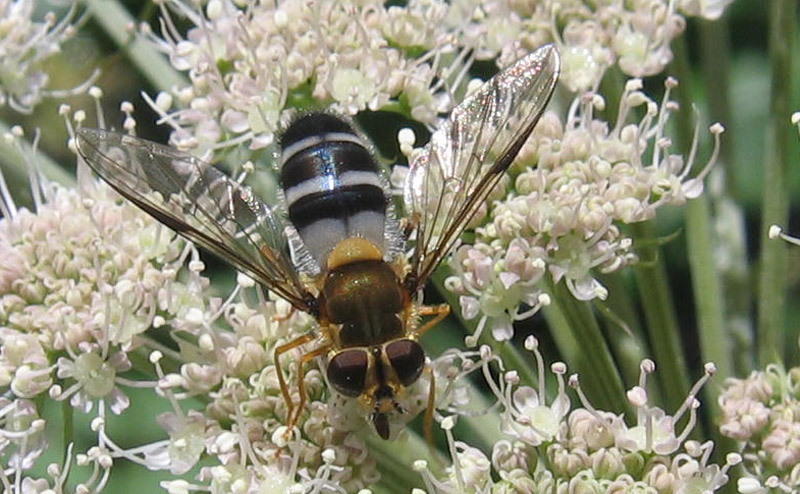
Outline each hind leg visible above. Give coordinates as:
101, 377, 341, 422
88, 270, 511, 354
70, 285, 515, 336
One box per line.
289, 344, 331, 429
273, 333, 316, 424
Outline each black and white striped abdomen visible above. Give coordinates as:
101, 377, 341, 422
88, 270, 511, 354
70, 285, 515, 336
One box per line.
280, 113, 388, 267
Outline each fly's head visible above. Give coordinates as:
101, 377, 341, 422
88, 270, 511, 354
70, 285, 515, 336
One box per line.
326, 338, 426, 439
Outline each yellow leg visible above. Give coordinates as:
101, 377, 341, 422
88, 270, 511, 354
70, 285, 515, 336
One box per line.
289, 344, 330, 429
271, 305, 296, 322
415, 304, 450, 337
273, 333, 316, 423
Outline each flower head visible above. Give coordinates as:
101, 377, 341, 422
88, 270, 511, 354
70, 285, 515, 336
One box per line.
416, 346, 733, 493
141, 0, 472, 155
138, 0, 736, 159
719, 361, 800, 492
0, 1, 97, 113
444, 78, 724, 342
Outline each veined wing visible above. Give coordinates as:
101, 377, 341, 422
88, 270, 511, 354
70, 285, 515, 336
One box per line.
76, 128, 315, 311
403, 44, 560, 292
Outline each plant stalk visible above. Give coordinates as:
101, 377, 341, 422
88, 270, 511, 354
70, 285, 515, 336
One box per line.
543, 280, 629, 415
84, 0, 186, 92
630, 222, 691, 413
757, 0, 796, 366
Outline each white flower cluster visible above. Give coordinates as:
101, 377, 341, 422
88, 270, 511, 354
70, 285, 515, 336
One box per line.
719, 363, 800, 493
0, 118, 205, 476
736, 168, 800, 492
0, 177, 185, 406
415, 341, 737, 493
0, 1, 94, 113
0, 173, 185, 488
139, 0, 735, 159
0, 0, 742, 490
474, 0, 735, 92
443, 78, 724, 342
141, 0, 467, 155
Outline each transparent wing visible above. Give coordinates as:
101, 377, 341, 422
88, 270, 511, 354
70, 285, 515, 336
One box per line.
76, 128, 314, 311
403, 44, 560, 292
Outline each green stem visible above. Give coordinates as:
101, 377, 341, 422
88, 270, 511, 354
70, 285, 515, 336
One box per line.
698, 19, 735, 189
61, 398, 74, 464
670, 34, 739, 476
631, 222, 690, 413
671, 36, 733, 393
595, 272, 649, 386
757, 0, 796, 366
685, 201, 733, 373
698, 17, 754, 378
84, 0, 187, 92
597, 67, 625, 124
543, 280, 629, 415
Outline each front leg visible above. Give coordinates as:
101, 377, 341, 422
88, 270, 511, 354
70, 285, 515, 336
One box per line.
288, 344, 331, 429
273, 333, 316, 425
414, 303, 451, 337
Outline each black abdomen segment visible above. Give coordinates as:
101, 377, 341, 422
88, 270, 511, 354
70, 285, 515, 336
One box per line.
280, 114, 388, 266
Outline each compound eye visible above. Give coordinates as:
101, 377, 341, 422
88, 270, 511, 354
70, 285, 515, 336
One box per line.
385, 339, 425, 387
327, 349, 368, 397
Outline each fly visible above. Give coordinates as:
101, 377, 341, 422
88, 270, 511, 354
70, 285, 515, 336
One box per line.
76, 44, 561, 440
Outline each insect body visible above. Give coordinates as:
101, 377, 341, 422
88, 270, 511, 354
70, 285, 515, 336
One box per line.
76, 44, 560, 440
278, 113, 428, 438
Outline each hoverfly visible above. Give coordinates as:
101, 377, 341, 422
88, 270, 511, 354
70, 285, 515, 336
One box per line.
76, 44, 560, 440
